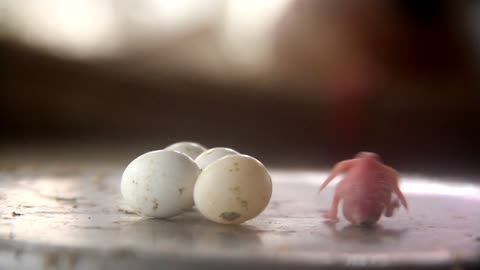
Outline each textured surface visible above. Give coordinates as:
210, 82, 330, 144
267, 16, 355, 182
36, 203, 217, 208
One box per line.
0, 159, 479, 270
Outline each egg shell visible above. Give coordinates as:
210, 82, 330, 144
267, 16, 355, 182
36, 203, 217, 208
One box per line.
194, 147, 239, 169
165, 142, 207, 159
121, 150, 200, 218
194, 154, 272, 224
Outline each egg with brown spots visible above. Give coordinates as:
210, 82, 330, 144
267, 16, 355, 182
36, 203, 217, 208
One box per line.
193, 155, 272, 224
121, 150, 200, 218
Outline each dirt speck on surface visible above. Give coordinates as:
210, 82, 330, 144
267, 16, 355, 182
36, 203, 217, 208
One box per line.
220, 212, 241, 221
152, 199, 159, 210
53, 196, 78, 203
230, 186, 241, 195
476, 237, 480, 242
11, 211, 22, 217
118, 208, 136, 215
73, 225, 120, 231
178, 188, 185, 196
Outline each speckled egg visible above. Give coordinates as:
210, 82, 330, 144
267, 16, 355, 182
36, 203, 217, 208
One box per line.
165, 142, 206, 159
194, 147, 239, 169
121, 150, 200, 218
193, 155, 272, 224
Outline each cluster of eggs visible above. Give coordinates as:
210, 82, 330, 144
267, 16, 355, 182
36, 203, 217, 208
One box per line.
121, 142, 272, 224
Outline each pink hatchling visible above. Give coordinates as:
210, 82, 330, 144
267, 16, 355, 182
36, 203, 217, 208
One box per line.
319, 152, 408, 225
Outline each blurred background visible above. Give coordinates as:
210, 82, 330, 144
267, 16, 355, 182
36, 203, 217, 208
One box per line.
1, 0, 480, 175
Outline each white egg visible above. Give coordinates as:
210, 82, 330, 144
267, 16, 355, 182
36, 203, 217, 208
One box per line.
165, 142, 206, 159
194, 147, 239, 170
121, 150, 200, 218
194, 155, 272, 224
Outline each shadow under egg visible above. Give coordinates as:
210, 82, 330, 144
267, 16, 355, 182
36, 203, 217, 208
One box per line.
120, 211, 262, 250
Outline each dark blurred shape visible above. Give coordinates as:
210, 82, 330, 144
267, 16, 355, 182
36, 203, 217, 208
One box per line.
399, 0, 448, 24
274, 0, 479, 169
